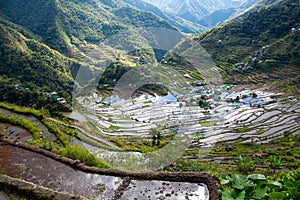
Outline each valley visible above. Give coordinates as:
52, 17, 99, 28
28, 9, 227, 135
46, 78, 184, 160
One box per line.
0, 0, 299, 199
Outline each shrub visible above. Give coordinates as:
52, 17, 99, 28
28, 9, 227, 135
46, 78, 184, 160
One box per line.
257, 129, 264, 134
109, 125, 120, 130
236, 155, 256, 174
219, 173, 281, 200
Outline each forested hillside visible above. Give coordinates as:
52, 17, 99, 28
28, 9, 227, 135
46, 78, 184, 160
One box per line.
0, 0, 176, 112
195, 0, 300, 94
0, 0, 174, 53
1, 0, 300, 113
0, 19, 80, 112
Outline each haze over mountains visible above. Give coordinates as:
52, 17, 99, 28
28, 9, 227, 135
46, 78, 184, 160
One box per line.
137, 0, 260, 31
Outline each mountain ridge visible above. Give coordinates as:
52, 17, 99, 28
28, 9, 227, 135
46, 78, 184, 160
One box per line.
141, 0, 260, 28
122, 0, 207, 33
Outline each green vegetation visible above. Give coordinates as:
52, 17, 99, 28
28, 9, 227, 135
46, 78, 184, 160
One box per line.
0, 103, 78, 146
269, 156, 284, 174
238, 126, 250, 132
165, 131, 300, 179
257, 129, 264, 134
27, 138, 59, 152
109, 125, 120, 130
165, 140, 300, 199
219, 173, 281, 200
42, 120, 76, 146
108, 117, 113, 123
108, 132, 175, 153
219, 168, 300, 200
190, 70, 203, 80
0, 21, 75, 113
272, 168, 300, 199
197, 0, 300, 68
0, 103, 45, 118
200, 121, 216, 127
0, 2, 299, 199
0, 114, 40, 139
236, 155, 256, 174
0, 0, 173, 53
0, 103, 109, 168
143, 100, 153, 104
59, 144, 110, 168
192, 0, 300, 93
108, 136, 158, 153
0, 0, 178, 113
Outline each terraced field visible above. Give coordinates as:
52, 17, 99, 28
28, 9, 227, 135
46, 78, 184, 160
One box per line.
0, 106, 217, 200
0, 84, 299, 199
76, 85, 300, 168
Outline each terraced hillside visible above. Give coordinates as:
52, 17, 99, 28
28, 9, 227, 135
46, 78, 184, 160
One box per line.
0, 103, 219, 200
195, 0, 300, 94
74, 83, 300, 171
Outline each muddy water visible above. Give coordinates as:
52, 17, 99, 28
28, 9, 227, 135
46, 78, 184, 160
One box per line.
0, 145, 122, 199
0, 144, 209, 199
2, 125, 32, 142
0, 108, 55, 142
121, 180, 208, 200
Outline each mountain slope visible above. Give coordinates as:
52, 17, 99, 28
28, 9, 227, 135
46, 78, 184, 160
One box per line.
0, 0, 70, 53
0, 0, 175, 53
0, 19, 82, 110
142, 0, 259, 28
0, 19, 76, 90
0, 0, 179, 111
122, 0, 207, 33
198, 7, 236, 27
195, 0, 300, 93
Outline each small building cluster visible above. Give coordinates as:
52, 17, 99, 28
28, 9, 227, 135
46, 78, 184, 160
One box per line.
233, 45, 274, 72
15, 84, 67, 104
15, 84, 30, 91
45, 92, 67, 104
